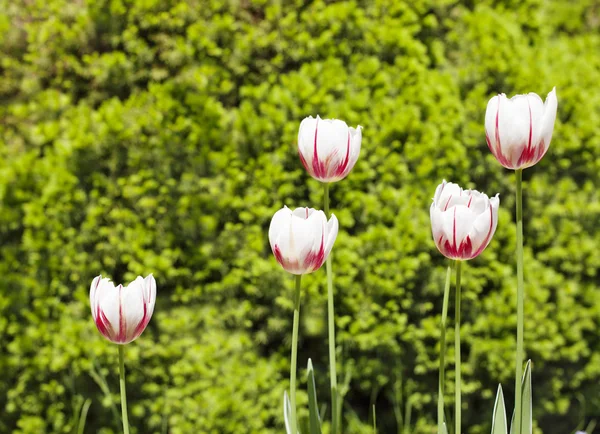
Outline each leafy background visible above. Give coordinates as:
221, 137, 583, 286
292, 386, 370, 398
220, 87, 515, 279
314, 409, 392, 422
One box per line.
0, 0, 598, 433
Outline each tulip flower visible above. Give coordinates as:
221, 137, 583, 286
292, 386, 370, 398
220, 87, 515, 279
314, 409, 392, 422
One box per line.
269, 206, 338, 433
485, 88, 557, 170
90, 274, 156, 345
485, 88, 557, 433
298, 115, 362, 183
430, 180, 500, 261
89, 274, 156, 434
430, 180, 499, 433
269, 206, 339, 275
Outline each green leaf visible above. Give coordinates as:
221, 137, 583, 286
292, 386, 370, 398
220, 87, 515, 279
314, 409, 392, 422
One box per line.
373, 404, 377, 433
307, 359, 322, 434
283, 390, 302, 434
491, 385, 507, 434
510, 360, 532, 434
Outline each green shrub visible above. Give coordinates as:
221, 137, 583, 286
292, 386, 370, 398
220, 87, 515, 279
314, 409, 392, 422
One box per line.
0, 0, 598, 433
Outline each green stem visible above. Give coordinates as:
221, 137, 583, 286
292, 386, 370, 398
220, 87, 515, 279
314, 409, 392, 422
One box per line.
290, 274, 302, 434
437, 263, 453, 433
514, 168, 525, 434
324, 182, 340, 434
118, 345, 130, 434
454, 260, 462, 434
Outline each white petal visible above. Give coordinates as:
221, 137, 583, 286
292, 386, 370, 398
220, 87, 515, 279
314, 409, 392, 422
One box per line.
122, 277, 146, 341
292, 207, 315, 219
441, 206, 477, 248
98, 281, 121, 338
144, 274, 157, 307
434, 181, 462, 210
430, 203, 445, 245
499, 94, 531, 166
90, 275, 102, 319
540, 87, 557, 154
469, 195, 500, 254
347, 125, 362, 169
298, 116, 319, 165
315, 118, 350, 164
293, 210, 325, 265
485, 95, 501, 149
269, 207, 293, 252
464, 190, 488, 215
526, 93, 545, 151
324, 214, 339, 259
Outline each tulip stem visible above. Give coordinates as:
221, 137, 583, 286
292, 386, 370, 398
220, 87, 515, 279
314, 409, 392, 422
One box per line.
324, 182, 340, 434
437, 263, 453, 433
118, 345, 130, 434
290, 274, 302, 434
454, 260, 462, 434
514, 168, 525, 434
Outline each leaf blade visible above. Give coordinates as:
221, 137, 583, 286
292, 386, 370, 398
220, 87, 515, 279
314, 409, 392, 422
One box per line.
491, 385, 508, 434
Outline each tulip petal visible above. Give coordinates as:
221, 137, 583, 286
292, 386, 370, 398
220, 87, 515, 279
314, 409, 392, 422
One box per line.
122, 277, 147, 341
539, 88, 558, 160
469, 196, 499, 256
298, 116, 319, 168
316, 119, 350, 165
296, 211, 326, 271
430, 204, 445, 248
90, 275, 102, 320
98, 281, 120, 341
324, 214, 339, 260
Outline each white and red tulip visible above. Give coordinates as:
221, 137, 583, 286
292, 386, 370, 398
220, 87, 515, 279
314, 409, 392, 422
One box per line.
298, 115, 362, 183
90, 274, 156, 344
485, 88, 557, 170
430, 180, 499, 260
269, 206, 338, 275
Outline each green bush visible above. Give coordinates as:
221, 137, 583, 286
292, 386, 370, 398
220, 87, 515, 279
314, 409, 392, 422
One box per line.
0, 0, 598, 432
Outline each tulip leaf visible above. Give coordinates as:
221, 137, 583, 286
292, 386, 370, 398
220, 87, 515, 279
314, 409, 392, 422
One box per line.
510, 360, 532, 434
439, 422, 448, 434
284, 390, 292, 434
307, 359, 322, 434
491, 385, 508, 434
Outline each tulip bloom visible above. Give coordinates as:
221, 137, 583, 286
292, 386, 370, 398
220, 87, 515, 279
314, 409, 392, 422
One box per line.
485, 88, 557, 170
90, 274, 156, 344
298, 115, 362, 183
430, 180, 499, 260
269, 206, 338, 275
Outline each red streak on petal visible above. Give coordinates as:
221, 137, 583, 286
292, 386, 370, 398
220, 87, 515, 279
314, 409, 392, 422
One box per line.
333, 130, 351, 178
517, 98, 536, 168
273, 244, 284, 266
492, 98, 513, 168
467, 196, 473, 208
444, 195, 453, 211
133, 302, 148, 339
303, 227, 326, 271
118, 284, 126, 343
472, 204, 495, 258
299, 149, 311, 174
452, 207, 456, 248
311, 119, 327, 179
96, 307, 114, 341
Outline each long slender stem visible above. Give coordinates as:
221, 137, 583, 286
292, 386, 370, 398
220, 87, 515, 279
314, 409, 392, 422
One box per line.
514, 168, 525, 433
290, 274, 302, 434
437, 263, 453, 433
324, 182, 340, 434
118, 345, 130, 434
454, 260, 462, 434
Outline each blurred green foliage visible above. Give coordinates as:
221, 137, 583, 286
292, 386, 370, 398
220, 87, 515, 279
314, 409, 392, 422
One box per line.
0, 0, 598, 433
